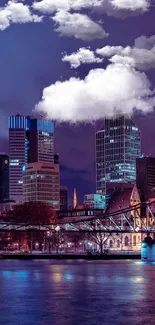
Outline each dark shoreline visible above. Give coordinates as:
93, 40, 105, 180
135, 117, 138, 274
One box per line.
0, 254, 141, 260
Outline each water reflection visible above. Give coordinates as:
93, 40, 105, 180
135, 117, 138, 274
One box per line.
132, 276, 144, 283
64, 272, 73, 281
0, 260, 155, 325
53, 272, 62, 282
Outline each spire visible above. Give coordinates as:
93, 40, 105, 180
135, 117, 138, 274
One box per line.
73, 188, 77, 209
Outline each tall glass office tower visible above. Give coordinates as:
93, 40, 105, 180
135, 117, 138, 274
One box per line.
96, 115, 141, 194
9, 115, 30, 202
28, 118, 54, 163
9, 115, 54, 202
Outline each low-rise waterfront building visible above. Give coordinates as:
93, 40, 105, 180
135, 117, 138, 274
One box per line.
84, 193, 105, 209
105, 183, 143, 251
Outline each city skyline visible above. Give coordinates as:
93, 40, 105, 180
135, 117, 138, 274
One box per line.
0, 112, 155, 205
0, 2, 155, 325
0, 110, 154, 206
0, 0, 155, 203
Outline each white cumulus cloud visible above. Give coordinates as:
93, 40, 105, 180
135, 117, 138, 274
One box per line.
62, 47, 103, 68
0, 9, 10, 30
61, 35, 155, 69
32, 0, 150, 17
32, 0, 105, 13
135, 34, 155, 49
96, 36, 155, 70
33, 0, 70, 13
52, 10, 108, 40
35, 63, 155, 123
0, 1, 43, 30
111, 0, 149, 11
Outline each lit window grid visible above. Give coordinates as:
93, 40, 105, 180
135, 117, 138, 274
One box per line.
96, 117, 141, 193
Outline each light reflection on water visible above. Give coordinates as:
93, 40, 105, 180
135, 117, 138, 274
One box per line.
0, 260, 155, 325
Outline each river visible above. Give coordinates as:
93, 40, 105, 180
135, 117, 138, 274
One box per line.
0, 260, 155, 325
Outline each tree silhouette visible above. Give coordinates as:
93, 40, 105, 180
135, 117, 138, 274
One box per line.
66, 232, 86, 253
88, 232, 111, 253
4, 202, 57, 251
48, 230, 65, 253
6, 201, 57, 225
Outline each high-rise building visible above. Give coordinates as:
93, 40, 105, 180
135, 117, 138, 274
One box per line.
0, 154, 9, 201
9, 114, 54, 202
9, 115, 30, 202
29, 118, 54, 163
23, 162, 60, 210
84, 194, 105, 209
96, 115, 141, 194
136, 156, 155, 201
60, 186, 68, 210
54, 154, 59, 165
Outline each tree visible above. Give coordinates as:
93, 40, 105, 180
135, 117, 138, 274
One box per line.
5, 202, 57, 251
48, 230, 66, 253
6, 201, 56, 224
66, 232, 86, 253
88, 232, 111, 253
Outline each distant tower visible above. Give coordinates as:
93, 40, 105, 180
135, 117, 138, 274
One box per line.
73, 188, 77, 209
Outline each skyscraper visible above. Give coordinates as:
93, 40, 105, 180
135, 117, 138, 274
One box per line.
9, 114, 54, 202
23, 162, 60, 210
9, 115, 30, 202
136, 156, 155, 201
96, 115, 141, 194
0, 154, 9, 201
60, 186, 68, 210
54, 154, 59, 165
29, 118, 54, 163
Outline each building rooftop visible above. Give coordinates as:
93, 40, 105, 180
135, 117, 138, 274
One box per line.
106, 185, 135, 215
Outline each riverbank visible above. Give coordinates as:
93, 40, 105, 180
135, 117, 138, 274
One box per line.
0, 253, 141, 260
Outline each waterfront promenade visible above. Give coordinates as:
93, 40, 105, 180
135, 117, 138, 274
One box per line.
0, 251, 141, 260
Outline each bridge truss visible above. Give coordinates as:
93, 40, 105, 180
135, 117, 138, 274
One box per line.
0, 201, 155, 234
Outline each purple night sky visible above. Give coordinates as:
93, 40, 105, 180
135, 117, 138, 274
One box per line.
0, 0, 155, 204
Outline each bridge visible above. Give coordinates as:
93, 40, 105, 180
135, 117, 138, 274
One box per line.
0, 201, 155, 234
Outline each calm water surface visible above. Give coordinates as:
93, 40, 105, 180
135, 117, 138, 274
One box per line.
0, 260, 155, 325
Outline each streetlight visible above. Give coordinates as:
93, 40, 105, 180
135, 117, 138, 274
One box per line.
55, 225, 60, 232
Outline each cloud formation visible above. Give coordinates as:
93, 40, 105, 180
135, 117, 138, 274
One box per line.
96, 35, 155, 70
62, 47, 103, 68
111, 0, 149, 11
61, 35, 155, 70
0, 1, 42, 30
135, 34, 155, 49
0, 0, 151, 33
33, 0, 150, 15
52, 11, 108, 40
35, 63, 155, 123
